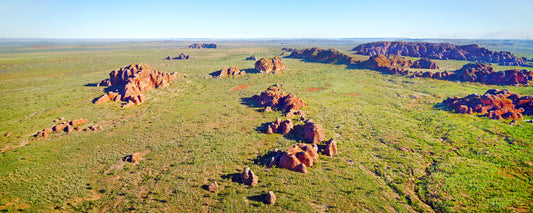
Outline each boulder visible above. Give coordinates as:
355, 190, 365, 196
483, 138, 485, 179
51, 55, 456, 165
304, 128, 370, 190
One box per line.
279, 119, 293, 135
241, 167, 258, 186
53, 123, 68, 132
301, 121, 325, 144
265, 191, 276, 205
207, 182, 219, 192
324, 138, 338, 157
123, 152, 141, 164
255, 56, 287, 74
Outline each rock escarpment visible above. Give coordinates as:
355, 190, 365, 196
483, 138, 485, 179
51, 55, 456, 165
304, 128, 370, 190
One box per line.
254, 57, 287, 74
443, 89, 532, 120
353, 41, 526, 66
94, 63, 180, 108
187, 43, 218, 49
287, 47, 360, 65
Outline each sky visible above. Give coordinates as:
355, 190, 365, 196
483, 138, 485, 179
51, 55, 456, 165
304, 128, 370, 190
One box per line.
0, 0, 531, 39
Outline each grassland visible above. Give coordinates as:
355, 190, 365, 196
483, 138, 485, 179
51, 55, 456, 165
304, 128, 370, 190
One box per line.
0, 39, 532, 212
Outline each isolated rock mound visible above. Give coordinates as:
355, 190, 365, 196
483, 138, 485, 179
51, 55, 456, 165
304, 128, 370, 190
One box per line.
94, 63, 180, 108
187, 43, 218, 49
353, 41, 526, 66
286, 47, 360, 65
442, 89, 532, 120
245, 55, 257, 61
276, 144, 319, 173
210, 67, 246, 78
166, 53, 191, 60
241, 167, 258, 186
251, 84, 306, 115
457, 63, 532, 85
254, 57, 287, 74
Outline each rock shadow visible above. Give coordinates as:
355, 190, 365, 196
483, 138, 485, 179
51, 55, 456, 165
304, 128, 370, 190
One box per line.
220, 173, 241, 184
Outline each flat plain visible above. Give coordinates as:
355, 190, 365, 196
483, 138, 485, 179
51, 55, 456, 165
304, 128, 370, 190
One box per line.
0, 39, 532, 212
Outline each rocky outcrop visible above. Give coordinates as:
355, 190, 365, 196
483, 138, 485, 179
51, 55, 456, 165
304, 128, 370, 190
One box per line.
245, 55, 257, 61
265, 191, 276, 205
443, 89, 532, 120
301, 121, 325, 144
251, 84, 306, 116
166, 53, 191, 60
210, 67, 246, 78
457, 63, 532, 85
411, 58, 439, 69
94, 64, 180, 108
286, 47, 360, 65
254, 57, 287, 74
241, 167, 258, 186
324, 138, 338, 157
353, 41, 526, 66
277, 144, 318, 173
208, 182, 219, 192
35, 118, 99, 138
187, 43, 218, 49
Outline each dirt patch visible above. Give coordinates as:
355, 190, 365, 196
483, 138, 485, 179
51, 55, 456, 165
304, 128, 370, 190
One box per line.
345, 93, 360, 98
304, 87, 325, 92
232, 84, 250, 91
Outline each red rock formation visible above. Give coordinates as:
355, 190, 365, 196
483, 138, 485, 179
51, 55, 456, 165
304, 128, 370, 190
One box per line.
353, 41, 526, 66
35, 118, 96, 138
241, 167, 258, 186
324, 138, 338, 157
166, 53, 191, 60
457, 63, 532, 85
187, 43, 218, 49
70, 118, 89, 126
411, 58, 439, 69
254, 57, 287, 74
265, 191, 276, 205
207, 182, 219, 192
211, 67, 246, 78
287, 47, 360, 65
251, 84, 307, 115
245, 55, 257, 61
301, 121, 325, 144
443, 89, 532, 120
94, 64, 180, 108
277, 144, 318, 173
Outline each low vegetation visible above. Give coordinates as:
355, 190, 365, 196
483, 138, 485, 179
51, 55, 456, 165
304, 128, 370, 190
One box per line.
0, 40, 532, 212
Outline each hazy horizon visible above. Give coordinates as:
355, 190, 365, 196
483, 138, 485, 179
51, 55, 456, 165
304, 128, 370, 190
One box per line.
1, 0, 531, 40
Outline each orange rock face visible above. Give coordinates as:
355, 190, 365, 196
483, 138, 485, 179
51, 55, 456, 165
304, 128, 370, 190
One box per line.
254, 57, 287, 74
443, 89, 532, 120
211, 67, 246, 78
301, 121, 325, 144
94, 64, 180, 108
251, 85, 307, 115
70, 118, 89, 126
324, 138, 338, 157
277, 144, 318, 173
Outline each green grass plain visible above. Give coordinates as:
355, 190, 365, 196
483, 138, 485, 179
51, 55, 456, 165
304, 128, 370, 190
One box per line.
0, 40, 532, 212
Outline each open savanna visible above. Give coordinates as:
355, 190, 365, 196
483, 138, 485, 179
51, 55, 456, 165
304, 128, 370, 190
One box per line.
0, 40, 532, 212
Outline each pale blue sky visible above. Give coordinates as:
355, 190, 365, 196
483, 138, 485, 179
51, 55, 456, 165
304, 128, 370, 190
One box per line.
0, 0, 531, 39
